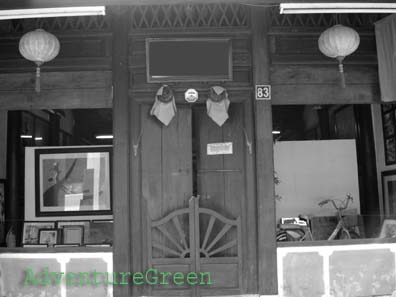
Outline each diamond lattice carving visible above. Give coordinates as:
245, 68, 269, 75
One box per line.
271, 7, 387, 28
130, 3, 248, 29
0, 16, 111, 34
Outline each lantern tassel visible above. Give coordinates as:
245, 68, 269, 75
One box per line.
337, 57, 346, 88
35, 66, 41, 93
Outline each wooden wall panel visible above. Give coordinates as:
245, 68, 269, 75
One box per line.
0, 34, 112, 72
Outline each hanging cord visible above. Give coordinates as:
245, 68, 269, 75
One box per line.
337, 57, 346, 88
35, 64, 41, 93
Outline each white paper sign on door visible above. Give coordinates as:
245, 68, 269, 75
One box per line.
207, 142, 233, 155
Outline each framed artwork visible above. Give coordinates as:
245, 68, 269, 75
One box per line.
382, 170, 396, 217
379, 219, 396, 238
38, 229, 58, 246
22, 221, 55, 244
62, 226, 84, 245
88, 220, 113, 245
381, 103, 396, 165
35, 147, 112, 217
57, 221, 90, 243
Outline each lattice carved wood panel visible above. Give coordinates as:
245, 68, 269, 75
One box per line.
130, 3, 248, 29
0, 16, 111, 34
147, 196, 242, 295
148, 196, 241, 259
270, 7, 387, 28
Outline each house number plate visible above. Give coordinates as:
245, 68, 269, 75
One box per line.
255, 85, 271, 100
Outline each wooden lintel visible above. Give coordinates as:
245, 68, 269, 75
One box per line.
0, 0, 385, 9
130, 88, 252, 104
0, 71, 111, 91
271, 64, 378, 85
0, 88, 112, 110
272, 84, 380, 105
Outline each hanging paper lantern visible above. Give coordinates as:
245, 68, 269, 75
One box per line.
19, 29, 60, 93
318, 24, 360, 88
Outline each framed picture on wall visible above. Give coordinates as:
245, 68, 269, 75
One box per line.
22, 222, 55, 244
57, 221, 90, 243
381, 103, 396, 165
382, 170, 396, 217
38, 229, 58, 246
35, 147, 112, 217
62, 225, 84, 245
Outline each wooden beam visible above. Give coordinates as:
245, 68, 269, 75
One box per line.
0, 0, 388, 9
251, 6, 278, 296
0, 88, 112, 110
111, 6, 131, 297
272, 84, 380, 104
0, 71, 111, 91
271, 65, 378, 85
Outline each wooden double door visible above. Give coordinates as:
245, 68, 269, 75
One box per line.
135, 102, 257, 296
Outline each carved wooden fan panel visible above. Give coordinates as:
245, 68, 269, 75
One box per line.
147, 196, 242, 295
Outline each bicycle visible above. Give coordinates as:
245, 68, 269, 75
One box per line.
318, 194, 360, 240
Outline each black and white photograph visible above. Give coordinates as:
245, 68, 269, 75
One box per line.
1, 2, 396, 297
38, 229, 58, 246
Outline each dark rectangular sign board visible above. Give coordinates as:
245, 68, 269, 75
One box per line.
146, 38, 233, 82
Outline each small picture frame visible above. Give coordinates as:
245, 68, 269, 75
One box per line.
62, 226, 83, 245
57, 221, 90, 243
379, 219, 396, 238
23, 221, 55, 244
38, 229, 58, 246
88, 220, 113, 245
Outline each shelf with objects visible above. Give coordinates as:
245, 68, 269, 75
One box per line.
3, 109, 114, 250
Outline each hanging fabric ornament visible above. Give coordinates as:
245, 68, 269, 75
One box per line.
207, 86, 230, 127
150, 85, 177, 126
318, 24, 360, 88
19, 29, 60, 93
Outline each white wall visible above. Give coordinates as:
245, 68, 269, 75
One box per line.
274, 140, 360, 221
25, 146, 113, 221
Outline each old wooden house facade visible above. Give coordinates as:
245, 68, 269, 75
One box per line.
0, 1, 393, 297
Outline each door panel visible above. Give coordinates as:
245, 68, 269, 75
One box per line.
140, 103, 251, 296
194, 104, 246, 259
141, 105, 193, 220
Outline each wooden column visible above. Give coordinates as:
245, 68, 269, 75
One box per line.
111, 6, 131, 297
251, 7, 278, 295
